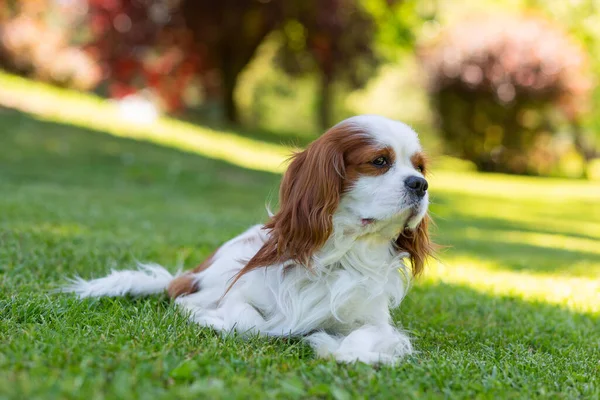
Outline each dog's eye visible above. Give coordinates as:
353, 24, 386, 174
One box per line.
416, 165, 424, 173
372, 156, 388, 167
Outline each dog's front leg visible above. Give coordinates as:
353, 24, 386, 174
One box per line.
306, 324, 413, 365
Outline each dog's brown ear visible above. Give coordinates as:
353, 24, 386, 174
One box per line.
224, 123, 371, 293
395, 214, 434, 276
236, 134, 346, 274
264, 140, 346, 266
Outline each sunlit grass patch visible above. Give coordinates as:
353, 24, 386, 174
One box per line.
457, 229, 600, 257
0, 72, 292, 173
425, 257, 600, 314
426, 168, 600, 315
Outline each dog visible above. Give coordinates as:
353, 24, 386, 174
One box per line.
65, 115, 433, 365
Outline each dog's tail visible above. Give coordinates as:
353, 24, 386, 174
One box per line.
62, 263, 176, 299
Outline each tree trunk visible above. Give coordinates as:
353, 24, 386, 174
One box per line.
572, 121, 598, 162
222, 67, 239, 124
318, 72, 333, 131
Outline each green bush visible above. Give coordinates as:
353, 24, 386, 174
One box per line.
420, 14, 591, 176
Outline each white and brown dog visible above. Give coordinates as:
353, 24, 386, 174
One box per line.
65, 115, 434, 365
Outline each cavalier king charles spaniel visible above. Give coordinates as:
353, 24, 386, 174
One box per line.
65, 115, 433, 365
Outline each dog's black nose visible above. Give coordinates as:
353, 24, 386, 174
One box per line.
405, 176, 428, 197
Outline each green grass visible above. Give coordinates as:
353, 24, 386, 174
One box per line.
1, 101, 599, 399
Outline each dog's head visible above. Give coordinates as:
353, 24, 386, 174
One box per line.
242, 115, 433, 278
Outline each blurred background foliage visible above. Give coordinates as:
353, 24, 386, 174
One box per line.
1, 0, 599, 178
420, 14, 591, 176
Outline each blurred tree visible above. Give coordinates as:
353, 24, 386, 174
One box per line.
278, 0, 428, 130
87, 0, 428, 126
180, 0, 283, 123
420, 14, 591, 176
1, 0, 430, 129
278, 1, 377, 130
363, 0, 436, 58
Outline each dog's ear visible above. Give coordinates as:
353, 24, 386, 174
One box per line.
242, 134, 346, 269
395, 214, 434, 276
225, 123, 370, 292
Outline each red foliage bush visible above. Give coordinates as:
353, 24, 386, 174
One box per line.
0, 0, 200, 112
86, 0, 200, 112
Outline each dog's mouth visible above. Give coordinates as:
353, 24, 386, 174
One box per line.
361, 202, 423, 229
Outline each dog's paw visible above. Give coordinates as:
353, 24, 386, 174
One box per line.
333, 350, 400, 365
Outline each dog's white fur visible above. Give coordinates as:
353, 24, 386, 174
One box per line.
64, 115, 429, 365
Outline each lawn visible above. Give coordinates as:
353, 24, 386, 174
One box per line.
0, 98, 599, 398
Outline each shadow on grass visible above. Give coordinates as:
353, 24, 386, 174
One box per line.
436, 213, 600, 243
389, 281, 598, 396
402, 280, 599, 345
429, 192, 600, 276
445, 235, 600, 275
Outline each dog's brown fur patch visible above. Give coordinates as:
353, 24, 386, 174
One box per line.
167, 248, 219, 299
